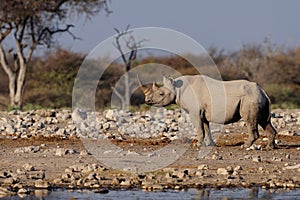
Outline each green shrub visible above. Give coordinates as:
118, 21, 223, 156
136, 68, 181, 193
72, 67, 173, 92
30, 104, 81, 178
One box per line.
265, 84, 299, 108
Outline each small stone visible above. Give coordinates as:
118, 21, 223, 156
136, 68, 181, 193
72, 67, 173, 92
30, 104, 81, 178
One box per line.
246, 144, 261, 151
55, 148, 67, 156
153, 184, 164, 191
172, 170, 188, 179
65, 168, 74, 173
16, 169, 26, 175
165, 172, 172, 179
234, 166, 243, 171
80, 150, 89, 156
52, 178, 63, 185
66, 149, 77, 155
217, 168, 229, 175
103, 123, 110, 130
212, 154, 222, 160
226, 166, 234, 175
0, 186, 15, 196
111, 178, 120, 185
275, 139, 282, 145
14, 146, 40, 153
278, 130, 297, 136
23, 163, 35, 171
0, 171, 9, 178
17, 188, 29, 194
283, 163, 300, 170
61, 173, 71, 180
258, 167, 265, 172
56, 128, 67, 136
28, 170, 45, 180
196, 170, 204, 176
34, 180, 49, 188
105, 109, 117, 121
253, 155, 261, 162
227, 175, 235, 179
120, 180, 131, 187
174, 185, 181, 190
69, 164, 84, 172
198, 164, 209, 170
272, 157, 283, 162
3, 177, 15, 184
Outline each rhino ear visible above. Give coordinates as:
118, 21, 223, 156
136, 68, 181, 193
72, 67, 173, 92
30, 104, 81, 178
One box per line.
163, 75, 174, 86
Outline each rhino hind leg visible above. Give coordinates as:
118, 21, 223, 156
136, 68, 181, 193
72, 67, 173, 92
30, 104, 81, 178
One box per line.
244, 122, 259, 148
203, 122, 215, 146
263, 121, 277, 149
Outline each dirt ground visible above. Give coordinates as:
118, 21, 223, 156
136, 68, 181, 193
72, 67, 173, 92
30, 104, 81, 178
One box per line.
1, 129, 300, 191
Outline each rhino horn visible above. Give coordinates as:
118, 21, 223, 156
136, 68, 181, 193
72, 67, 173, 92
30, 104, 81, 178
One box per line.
137, 74, 148, 93
152, 82, 159, 90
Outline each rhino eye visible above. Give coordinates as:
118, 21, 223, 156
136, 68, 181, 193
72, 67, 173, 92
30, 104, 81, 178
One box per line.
159, 91, 164, 95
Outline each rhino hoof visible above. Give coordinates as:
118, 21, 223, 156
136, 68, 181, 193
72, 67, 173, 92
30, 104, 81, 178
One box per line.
266, 143, 277, 150
204, 140, 215, 146
241, 143, 251, 148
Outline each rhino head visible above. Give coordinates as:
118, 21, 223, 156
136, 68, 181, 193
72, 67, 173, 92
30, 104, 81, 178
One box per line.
138, 75, 176, 106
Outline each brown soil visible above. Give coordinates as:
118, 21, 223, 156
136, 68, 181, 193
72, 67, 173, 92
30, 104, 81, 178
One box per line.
1, 132, 300, 189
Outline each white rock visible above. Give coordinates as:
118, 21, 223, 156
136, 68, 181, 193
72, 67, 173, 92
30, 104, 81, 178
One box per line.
105, 109, 118, 121
283, 163, 300, 170
14, 146, 40, 154
253, 155, 261, 162
34, 180, 49, 188
23, 163, 35, 171
55, 148, 68, 156
56, 128, 67, 136
234, 165, 243, 171
198, 164, 209, 170
17, 188, 29, 194
217, 168, 229, 175
278, 130, 297, 136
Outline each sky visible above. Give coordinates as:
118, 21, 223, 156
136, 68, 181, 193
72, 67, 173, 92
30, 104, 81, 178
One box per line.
58, 0, 300, 54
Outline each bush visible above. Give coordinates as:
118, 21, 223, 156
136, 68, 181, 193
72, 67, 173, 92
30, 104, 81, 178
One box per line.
265, 84, 300, 108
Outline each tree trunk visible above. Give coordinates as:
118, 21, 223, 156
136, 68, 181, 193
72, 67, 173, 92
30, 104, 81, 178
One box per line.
123, 72, 130, 110
7, 68, 26, 109
0, 54, 26, 109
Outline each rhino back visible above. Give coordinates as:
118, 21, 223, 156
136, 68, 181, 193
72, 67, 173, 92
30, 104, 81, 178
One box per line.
174, 75, 270, 124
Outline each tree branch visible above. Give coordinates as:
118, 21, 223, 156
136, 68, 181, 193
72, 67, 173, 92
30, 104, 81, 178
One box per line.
113, 25, 146, 72
0, 44, 10, 74
111, 85, 125, 102
0, 25, 12, 43
14, 28, 25, 67
37, 24, 79, 47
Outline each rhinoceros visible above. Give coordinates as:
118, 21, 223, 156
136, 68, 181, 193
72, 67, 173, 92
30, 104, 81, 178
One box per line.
138, 75, 277, 149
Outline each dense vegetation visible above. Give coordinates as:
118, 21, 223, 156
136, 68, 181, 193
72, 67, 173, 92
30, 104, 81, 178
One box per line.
0, 43, 299, 110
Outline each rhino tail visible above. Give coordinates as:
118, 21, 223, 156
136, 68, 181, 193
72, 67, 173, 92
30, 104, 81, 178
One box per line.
258, 86, 272, 130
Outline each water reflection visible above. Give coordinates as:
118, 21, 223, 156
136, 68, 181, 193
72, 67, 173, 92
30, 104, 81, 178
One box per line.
2, 187, 300, 199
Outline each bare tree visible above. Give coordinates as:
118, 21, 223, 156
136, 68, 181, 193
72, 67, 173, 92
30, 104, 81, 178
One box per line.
0, 0, 110, 109
112, 26, 146, 109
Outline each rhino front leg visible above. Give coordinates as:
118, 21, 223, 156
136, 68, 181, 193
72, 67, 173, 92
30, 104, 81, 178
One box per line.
190, 113, 205, 147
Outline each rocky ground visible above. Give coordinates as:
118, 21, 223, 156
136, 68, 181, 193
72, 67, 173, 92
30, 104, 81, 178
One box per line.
0, 108, 299, 197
